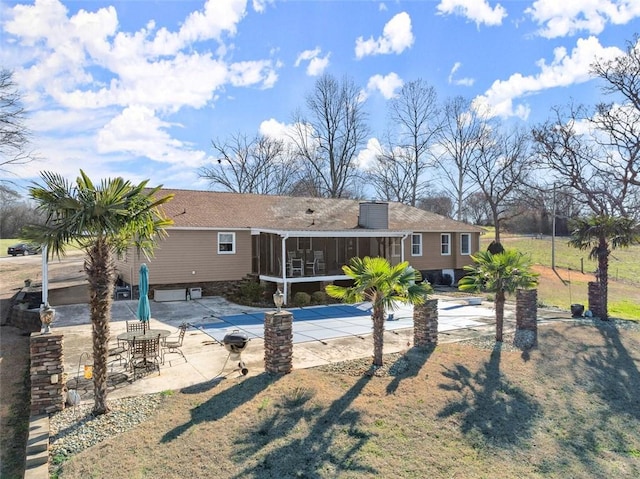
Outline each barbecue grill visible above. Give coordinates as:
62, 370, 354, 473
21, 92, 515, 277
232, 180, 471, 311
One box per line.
223, 330, 250, 375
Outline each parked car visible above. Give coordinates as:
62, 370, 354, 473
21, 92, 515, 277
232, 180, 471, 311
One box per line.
7, 243, 41, 256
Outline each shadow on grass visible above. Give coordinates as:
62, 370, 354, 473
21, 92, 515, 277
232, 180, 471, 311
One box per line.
587, 320, 640, 419
386, 344, 436, 395
232, 374, 376, 478
533, 320, 640, 476
576, 320, 640, 464
160, 373, 277, 444
437, 343, 540, 447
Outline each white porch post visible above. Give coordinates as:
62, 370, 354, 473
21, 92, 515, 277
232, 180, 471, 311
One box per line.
41, 245, 48, 305
281, 235, 288, 304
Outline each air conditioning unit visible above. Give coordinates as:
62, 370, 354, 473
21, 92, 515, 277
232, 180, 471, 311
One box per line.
189, 287, 202, 299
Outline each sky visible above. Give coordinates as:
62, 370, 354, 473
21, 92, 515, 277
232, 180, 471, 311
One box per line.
1, 0, 639, 194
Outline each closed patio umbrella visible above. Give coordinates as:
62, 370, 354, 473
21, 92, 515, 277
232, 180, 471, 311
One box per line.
137, 263, 151, 333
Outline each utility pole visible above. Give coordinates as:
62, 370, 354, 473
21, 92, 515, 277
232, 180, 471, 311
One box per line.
551, 183, 556, 271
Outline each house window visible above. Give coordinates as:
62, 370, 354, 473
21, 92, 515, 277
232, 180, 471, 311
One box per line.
218, 232, 236, 254
297, 237, 311, 251
461, 233, 471, 255
441, 233, 451, 255
411, 234, 422, 256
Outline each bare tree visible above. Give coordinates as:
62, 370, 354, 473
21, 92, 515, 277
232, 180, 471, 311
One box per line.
469, 127, 533, 243
590, 36, 640, 191
0, 69, 35, 180
462, 191, 491, 225
290, 74, 369, 198
532, 105, 635, 218
199, 133, 295, 195
416, 192, 453, 218
370, 79, 440, 206
436, 96, 488, 221
368, 134, 429, 204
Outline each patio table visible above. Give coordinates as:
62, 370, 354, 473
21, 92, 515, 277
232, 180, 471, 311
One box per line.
116, 329, 171, 375
116, 329, 171, 343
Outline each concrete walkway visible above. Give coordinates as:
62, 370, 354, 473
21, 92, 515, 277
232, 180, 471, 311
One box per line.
51, 295, 571, 402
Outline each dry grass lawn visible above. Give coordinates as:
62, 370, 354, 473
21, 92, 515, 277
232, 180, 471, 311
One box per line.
56, 321, 640, 479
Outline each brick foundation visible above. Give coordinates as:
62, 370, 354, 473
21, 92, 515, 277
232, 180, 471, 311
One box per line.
514, 289, 537, 349
264, 311, 293, 374
30, 334, 65, 415
413, 299, 438, 346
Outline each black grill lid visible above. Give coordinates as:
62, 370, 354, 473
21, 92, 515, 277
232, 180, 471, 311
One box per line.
223, 331, 249, 345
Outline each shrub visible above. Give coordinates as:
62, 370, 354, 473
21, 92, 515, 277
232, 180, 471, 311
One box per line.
440, 273, 453, 286
239, 281, 264, 303
293, 292, 311, 307
311, 291, 327, 304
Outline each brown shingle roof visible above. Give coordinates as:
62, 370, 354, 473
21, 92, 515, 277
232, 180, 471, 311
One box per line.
155, 189, 482, 233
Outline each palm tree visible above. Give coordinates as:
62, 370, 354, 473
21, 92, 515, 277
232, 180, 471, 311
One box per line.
568, 215, 639, 320
326, 257, 432, 367
25, 171, 173, 415
458, 249, 538, 342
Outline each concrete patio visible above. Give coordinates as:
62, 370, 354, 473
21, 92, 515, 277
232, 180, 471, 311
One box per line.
51, 295, 571, 402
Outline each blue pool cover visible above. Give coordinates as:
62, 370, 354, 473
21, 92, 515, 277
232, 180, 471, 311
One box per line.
195, 303, 415, 344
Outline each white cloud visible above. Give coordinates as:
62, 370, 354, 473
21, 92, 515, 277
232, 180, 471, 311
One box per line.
355, 12, 414, 59
473, 36, 624, 118
97, 105, 206, 166
448, 62, 475, 86
1, 0, 284, 185
436, 0, 507, 27
526, 0, 640, 39
252, 0, 275, 14
173, 0, 246, 47
295, 48, 331, 76
228, 59, 280, 88
259, 118, 291, 140
365, 73, 404, 100
356, 137, 383, 169
28, 108, 113, 134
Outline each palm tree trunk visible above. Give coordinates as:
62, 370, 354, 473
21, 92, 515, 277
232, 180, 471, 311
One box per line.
598, 242, 609, 320
495, 290, 505, 342
85, 239, 116, 415
372, 306, 385, 367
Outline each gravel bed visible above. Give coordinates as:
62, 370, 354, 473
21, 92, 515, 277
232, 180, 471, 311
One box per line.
49, 394, 164, 473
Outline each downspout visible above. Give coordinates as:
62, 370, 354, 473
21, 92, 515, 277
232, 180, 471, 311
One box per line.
401, 233, 409, 263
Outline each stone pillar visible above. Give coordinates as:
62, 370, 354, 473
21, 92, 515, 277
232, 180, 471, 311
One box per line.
588, 282, 604, 319
514, 289, 537, 349
413, 299, 438, 346
264, 310, 293, 374
30, 334, 65, 415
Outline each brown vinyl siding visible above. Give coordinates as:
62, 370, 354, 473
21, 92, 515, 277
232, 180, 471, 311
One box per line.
402, 232, 480, 271
114, 229, 251, 286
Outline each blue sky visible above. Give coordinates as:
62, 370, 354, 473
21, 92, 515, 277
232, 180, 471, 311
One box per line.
1, 0, 638, 193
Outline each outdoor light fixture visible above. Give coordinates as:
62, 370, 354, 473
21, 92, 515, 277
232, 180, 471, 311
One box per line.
273, 289, 284, 312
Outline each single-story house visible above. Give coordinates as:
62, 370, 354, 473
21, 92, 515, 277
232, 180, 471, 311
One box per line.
114, 190, 483, 303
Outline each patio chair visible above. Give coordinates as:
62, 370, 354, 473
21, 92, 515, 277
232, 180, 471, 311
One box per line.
313, 250, 325, 274
126, 320, 145, 333
107, 339, 127, 369
130, 334, 161, 379
162, 323, 188, 365
290, 258, 303, 276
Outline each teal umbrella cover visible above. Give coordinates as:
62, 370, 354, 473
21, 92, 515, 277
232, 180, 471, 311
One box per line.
137, 263, 151, 332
